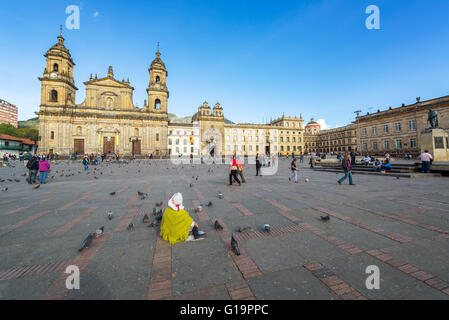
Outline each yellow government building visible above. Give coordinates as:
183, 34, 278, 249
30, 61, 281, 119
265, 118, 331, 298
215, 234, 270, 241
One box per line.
36, 30, 310, 158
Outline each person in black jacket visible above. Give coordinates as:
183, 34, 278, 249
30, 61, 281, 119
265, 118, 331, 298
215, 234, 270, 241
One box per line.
26, 155, 39, 184
338, 153, 356, 185
256, 153, 262, 176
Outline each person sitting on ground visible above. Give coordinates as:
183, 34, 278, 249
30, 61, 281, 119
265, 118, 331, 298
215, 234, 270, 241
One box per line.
381, 159, 392, 172
373, 159, 381, 172
160, 192, 205, 244
362, 154, 371, 165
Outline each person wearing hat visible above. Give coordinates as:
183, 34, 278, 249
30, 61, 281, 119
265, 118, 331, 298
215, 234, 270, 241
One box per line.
38, 155, 51, 184
160, 192, 205, 244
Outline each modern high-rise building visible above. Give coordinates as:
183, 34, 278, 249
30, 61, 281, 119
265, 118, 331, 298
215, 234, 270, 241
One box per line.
0, 99, 18, 128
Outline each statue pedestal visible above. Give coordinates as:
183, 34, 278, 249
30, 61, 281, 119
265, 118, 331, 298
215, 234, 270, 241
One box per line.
420, 128, 449, 162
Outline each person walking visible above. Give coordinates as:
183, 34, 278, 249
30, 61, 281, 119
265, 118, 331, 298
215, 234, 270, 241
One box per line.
256, 153, 262, 176
38, 155, 50, 184
338, 153, 356, 185
236, 157, 246, 183
289, 158, 299, 183
309, 155, 315, 169
418, 150, 433, 173
82, 156, 89, 171
26, 155, 39, 184
229, 155, 241, 186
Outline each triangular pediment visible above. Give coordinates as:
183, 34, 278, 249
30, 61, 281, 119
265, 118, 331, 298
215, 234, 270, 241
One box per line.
84, 77, 133, 89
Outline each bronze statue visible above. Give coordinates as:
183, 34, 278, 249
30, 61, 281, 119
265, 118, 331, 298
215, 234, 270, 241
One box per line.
427, 108, 439, 128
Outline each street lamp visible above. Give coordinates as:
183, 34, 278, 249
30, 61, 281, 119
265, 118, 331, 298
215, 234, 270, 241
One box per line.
354, 110, 362, 154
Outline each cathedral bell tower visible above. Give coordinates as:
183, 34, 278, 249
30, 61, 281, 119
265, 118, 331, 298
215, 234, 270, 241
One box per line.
39, 27, 77, 106
147, 44, 169, 114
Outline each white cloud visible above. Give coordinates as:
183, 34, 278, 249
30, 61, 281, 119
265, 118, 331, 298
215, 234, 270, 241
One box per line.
93, 11, 100, 18
316, 118, 330, 130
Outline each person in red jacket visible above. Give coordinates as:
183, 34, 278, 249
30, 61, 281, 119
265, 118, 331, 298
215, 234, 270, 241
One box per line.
38, 155, 51, 184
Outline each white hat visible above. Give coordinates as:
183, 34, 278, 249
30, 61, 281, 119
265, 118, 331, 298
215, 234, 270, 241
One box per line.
168, 192, 184, 211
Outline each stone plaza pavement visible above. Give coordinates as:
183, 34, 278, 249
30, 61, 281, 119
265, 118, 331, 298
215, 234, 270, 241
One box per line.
1, 158, 449, 300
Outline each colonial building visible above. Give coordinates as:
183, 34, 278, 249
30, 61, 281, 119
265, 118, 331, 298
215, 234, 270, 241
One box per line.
356, 96, 449, 156
37, 30, 169, 157
37, 31, 308, 158
303, 118, 321, 154
316, 124, 357, 154
0, 134, 37, 157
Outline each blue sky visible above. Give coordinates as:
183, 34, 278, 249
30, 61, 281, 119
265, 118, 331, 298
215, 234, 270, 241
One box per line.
1, 0, 449, 128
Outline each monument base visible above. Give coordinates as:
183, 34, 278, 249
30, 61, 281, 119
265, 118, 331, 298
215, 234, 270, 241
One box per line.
420, 128, 449, 162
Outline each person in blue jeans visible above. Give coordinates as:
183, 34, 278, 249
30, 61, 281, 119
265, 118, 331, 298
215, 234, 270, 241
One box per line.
82, 156, 89, 171
338, 153, 356, 185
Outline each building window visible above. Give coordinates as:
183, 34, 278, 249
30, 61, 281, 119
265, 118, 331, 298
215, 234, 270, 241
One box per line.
191, 147, 194, 153
256, 145, 259, 151
410, 139, 417, 148
409, 120, 416, 131
384, 141, 389, 150
395, 122, 401, 132
226, 135, 230, 141
363, 143, 367, 151
50, 90, 58, 102
396, 140, 402, 150
249, 145, 253, 151
372, 127, 377, 135
383, 125, 389, 133
373, 142, 378, 150
168, 138, 172, 145
226, 145, 230, 151
156, 133, 159, 141
175, 139, 179, 145
183, 139, 187, 145
155, 99, 161, 109
53, 63, 58, 72
362, 128, 367, 136
50, 131, 54, 140
155, 76, 160, 83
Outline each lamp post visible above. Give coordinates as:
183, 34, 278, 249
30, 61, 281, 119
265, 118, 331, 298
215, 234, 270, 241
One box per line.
354, 110, 362, 154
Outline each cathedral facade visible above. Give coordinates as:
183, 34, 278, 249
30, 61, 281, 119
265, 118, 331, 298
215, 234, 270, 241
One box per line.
37, 31, 305, 158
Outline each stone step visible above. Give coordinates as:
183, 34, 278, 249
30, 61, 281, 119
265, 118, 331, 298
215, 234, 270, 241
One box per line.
313, 167, 442, 178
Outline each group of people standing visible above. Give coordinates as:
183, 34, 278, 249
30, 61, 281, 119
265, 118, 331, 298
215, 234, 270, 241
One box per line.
25, 154, 51, 184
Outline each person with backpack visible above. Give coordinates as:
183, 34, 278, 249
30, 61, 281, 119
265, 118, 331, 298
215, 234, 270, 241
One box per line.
289, 158, 299, 183
26, 155, 39, 184
229, 155, 241, 186
338, 153, 356, 185
236, 157, 246, 183
38, 155, 51, 184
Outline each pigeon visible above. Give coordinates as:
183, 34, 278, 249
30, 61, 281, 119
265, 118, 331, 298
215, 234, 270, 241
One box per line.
142, 214, 150, 223
21, 173, 27, 176
194, 205, 202, 213
7, 179, 12, 182
218, 192, 223, 199
214, 220, 223, 230
127, 223, 134, 231
263, 224, 271, 232
155, 201, 163, 207
78, 233, 94, 252
196, 176, 199, 181
320, 215, 330, 222
206, 201, 213, 207
190, 183, 193, 187
152, 207, 158, 215
109, 191, 116, 196
305, 178, 310, 182
95, 226, 104, 237
14, 179, 20, 183
1, 187, 8, 192
238, 226, 252, 233
107, 211, 113, 220
94, 176, 99, 179
137, 191, 145, 196
34, 184, 40, 189
231, 234, 240, 256
148, 221, 157, 228
155, 211, 163, 221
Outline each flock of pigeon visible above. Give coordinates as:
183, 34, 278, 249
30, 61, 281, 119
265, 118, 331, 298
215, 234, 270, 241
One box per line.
1, 158, 331, 257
